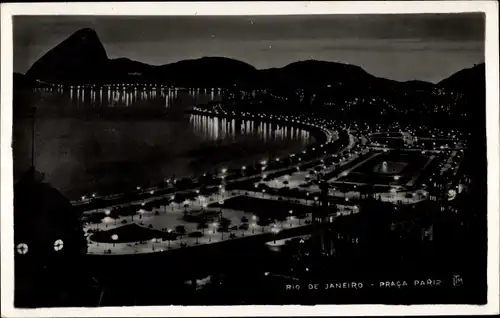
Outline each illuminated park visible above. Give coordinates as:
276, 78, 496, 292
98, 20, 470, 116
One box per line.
11, 18, 487, 308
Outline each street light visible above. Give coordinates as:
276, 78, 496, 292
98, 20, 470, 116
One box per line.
170, 195, 176, 211
211, 222, 219, 240
272, 227, 281, 243
167, 229, 172, 249
390, 187, 397, 201
218, 200, 224, 218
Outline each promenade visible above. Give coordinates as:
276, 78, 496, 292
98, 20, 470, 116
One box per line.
82, 120, 462, 256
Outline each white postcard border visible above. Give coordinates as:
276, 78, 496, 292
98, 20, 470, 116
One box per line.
1, 1, 498, 317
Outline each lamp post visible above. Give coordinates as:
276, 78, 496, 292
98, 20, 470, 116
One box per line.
212, 222, 218, 240
221, 167, 227, 183
170, 195, 175, 211
91, 193, 98, 213
218, 200, 224, 219
340, 171, 349, 196
111, 234, 118, 247
167, 229, 172, 249
272, 227, 280, 243
390, 187, 397, 201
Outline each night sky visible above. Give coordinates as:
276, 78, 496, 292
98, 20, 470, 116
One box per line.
14, 14, 484, 83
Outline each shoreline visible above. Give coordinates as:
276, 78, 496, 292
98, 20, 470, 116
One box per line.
69, 109, 334, 204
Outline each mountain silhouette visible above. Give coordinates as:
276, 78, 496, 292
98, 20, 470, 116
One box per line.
26, 28, 108, 84
23, 28, 483, 93
157, 57, 257, 86
437, 63, 485, 93
255, 60, 377, 89
13, 72, 44, 88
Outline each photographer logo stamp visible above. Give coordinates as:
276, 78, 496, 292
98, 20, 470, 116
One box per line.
452, 275, 463, 287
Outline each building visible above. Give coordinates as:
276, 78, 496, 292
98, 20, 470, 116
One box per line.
311, 180, 336, 256
14, 167, 88, 307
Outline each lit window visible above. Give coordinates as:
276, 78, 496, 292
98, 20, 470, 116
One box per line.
16, 243, 28, 255
54, 239, 64, 251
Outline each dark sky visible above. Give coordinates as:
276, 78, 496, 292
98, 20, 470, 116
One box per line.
14, 14, 484, 83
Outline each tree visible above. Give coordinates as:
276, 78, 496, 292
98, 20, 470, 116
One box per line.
330, 203, 339, 215
177, 178, 194, 190
173, 195, 184, 206
198, 185, 210, 196
220, 217, 231, 229
241, 216, 249, 223
197, 220, 208, 233
175, 225, 186, 236
257, 216, 272, 227
275, 212, 287, 227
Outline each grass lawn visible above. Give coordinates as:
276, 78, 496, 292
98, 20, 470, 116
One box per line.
209, 196, 315, 219
89, 224, 177, 243
339, 150, 432, 185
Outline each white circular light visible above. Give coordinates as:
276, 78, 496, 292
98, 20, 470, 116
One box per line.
54, 239, 64, 251
16, 243, 28, 255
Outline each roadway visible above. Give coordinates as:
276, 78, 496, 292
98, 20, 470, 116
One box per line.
82, 120, 465, 256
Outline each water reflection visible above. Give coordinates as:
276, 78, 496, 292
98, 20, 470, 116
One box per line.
56, 85, 223, 108
189, 114, 311, 146
23, 85, 313, 199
